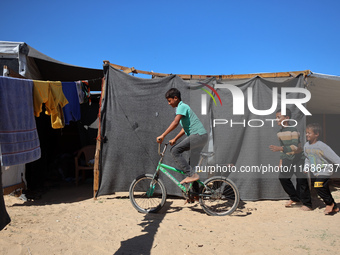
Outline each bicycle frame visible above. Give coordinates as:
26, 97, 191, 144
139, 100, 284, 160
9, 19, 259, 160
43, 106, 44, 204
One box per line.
130, 143, 240, 216
150, 143, 205, 195
156, 162, 205, 193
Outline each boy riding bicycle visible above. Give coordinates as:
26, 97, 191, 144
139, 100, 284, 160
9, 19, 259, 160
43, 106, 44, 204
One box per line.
156, 88, 208, 184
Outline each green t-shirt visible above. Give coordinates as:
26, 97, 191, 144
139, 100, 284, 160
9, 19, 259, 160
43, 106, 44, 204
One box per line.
176, 101, 207, 136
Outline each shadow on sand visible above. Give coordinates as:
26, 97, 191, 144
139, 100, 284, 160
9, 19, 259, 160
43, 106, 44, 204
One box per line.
114, 201, 175, 255
9, 181, 94, 207
113, 198, 251, 254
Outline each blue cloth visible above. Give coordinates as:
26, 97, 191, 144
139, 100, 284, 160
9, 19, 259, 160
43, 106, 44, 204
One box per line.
0, 76, 41, 166
62, 82, 81, 125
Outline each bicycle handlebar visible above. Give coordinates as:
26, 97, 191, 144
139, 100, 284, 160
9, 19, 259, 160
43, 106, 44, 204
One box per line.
158, 142, 169, 156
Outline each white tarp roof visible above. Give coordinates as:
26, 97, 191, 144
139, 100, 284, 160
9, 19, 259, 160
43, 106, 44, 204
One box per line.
307, 73, 340, 114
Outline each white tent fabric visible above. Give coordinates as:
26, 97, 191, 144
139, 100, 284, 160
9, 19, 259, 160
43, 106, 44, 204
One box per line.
0, 41, 36, 78
0, 41, 103, 89
1, 164, 26, 188
306, 73, 340, 114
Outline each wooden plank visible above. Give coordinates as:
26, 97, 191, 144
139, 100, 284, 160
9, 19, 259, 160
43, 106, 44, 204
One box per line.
106, 62, 311, 80
93, 77, 105, 199
3, 182, 25, 195
323, 114, 327, 143
123, 67, 136, 74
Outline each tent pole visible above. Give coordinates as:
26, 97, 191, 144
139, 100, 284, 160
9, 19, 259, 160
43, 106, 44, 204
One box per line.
93, 74, 107, 199
323, 114, 327, 143
107, 62, 311, 80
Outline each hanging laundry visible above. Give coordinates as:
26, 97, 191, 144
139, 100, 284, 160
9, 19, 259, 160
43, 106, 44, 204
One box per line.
75, 81, 85, 104
81, 80, 91, 104
0, 76, 41, 166
61, 82, 81, 125
33, 80, 69, 129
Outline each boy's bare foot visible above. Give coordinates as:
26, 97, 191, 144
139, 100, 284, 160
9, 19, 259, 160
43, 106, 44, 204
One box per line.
180, 173, 199, 184
300, 205, 312, 211
324, 203, 339, 215
325, 204, 334, 214
184, 195, 199, 204
285, 200, 298, 207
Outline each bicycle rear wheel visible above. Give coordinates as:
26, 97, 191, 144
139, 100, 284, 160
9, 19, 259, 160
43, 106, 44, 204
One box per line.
129, 174, 167, 213
199, 176, 240, 216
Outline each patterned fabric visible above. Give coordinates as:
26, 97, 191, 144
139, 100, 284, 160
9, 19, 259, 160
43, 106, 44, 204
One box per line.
277, 126, 304, 161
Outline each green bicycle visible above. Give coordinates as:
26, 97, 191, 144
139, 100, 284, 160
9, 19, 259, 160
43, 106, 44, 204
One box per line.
129, 143, 240, 216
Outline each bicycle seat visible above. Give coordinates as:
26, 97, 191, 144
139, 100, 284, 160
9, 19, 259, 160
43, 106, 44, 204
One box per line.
200, 152, 214, 158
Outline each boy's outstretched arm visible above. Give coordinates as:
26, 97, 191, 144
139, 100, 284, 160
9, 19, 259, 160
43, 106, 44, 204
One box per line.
269, 145, 283, 152
157, 115, 182, 143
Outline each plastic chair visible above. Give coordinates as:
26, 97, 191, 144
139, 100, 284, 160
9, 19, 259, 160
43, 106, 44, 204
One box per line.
74, 145, 96, 186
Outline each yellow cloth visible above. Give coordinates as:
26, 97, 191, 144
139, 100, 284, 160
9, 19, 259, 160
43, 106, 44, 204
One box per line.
33, 80, 69, 129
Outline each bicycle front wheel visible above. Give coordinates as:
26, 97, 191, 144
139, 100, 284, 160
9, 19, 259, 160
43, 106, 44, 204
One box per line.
199, 176, 240, 216
129, 174, 167, 214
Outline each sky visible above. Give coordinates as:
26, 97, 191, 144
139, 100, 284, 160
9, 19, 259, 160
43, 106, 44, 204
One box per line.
2, 0, 340, 77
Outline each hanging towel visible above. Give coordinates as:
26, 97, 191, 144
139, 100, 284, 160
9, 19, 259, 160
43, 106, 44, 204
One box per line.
62, 82, 81, 125
0, 76, 41, 166
33, 80, 69, 129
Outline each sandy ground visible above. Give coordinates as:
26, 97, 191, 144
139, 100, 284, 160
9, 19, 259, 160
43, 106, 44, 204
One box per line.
1, 181, 340, 255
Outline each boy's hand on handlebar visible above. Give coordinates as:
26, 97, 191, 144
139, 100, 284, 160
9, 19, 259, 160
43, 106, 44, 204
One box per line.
169, 138, 176, 146
156, 136, 164, 144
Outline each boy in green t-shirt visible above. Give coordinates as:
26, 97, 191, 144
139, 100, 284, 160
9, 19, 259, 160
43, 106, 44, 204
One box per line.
157, 88, 208, 184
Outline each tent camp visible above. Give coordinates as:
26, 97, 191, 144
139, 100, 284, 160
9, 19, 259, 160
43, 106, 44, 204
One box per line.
0, 41, 103, 90
95, 63, 340, 201
0, 42, 104, 232
1, 40, 339, 204
0, 40, 104, 189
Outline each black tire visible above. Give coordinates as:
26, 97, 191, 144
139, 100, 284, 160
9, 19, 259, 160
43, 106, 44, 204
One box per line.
199, 176, 240, 216
129, 174, 167, 213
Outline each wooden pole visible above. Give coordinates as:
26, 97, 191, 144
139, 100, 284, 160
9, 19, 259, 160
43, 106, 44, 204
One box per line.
93, 72, 107, 199
323, 114, 327, 143
107, 62, 311, 80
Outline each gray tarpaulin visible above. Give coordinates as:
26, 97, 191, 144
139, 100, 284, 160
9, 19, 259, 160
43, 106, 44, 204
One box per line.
97, 65, 213, 196
210, 75, 306, 200
97, 65, 307, 200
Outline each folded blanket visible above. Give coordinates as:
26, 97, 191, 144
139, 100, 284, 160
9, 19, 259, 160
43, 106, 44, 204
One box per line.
0, 76, 41, 166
